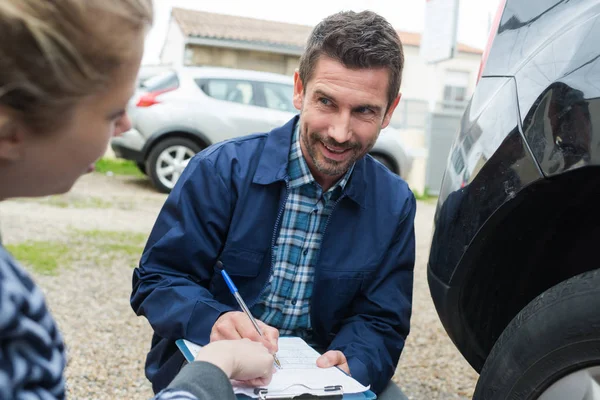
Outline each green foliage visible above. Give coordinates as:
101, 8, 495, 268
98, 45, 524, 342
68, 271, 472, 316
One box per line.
94, 158, 144, 177
6, 229, 147, 275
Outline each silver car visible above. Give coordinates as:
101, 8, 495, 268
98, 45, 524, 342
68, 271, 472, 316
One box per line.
111, 66, 414, 193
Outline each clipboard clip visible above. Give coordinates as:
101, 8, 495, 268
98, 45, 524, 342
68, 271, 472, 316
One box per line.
254, 384, 343, 399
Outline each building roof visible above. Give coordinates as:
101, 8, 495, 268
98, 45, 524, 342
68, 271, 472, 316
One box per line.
171, 8, 483, 55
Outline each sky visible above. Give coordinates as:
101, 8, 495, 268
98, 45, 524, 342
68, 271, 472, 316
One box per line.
143, 0, 502, 65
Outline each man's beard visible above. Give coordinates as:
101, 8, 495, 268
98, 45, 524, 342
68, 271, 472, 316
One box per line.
301, 125, 374, 177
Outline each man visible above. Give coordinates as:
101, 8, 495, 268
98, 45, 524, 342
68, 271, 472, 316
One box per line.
131, 10, 415, 399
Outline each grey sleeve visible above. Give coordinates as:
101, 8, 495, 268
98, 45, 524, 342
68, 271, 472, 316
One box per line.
166, 361, 237, 400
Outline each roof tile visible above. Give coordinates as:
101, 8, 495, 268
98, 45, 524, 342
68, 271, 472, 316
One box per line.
171, 8, 482, 55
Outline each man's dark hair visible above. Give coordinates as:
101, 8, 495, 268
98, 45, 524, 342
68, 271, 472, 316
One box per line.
299, 10, 404, 111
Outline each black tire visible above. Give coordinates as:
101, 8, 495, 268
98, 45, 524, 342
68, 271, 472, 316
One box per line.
146, 137, 202, 193
371, 153, 398, 175
473, 268, 600, 400
136, 162, 147, 175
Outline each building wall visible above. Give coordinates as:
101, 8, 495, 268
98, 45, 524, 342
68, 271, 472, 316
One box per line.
400, 45, 482, 106
185, 45, 300, 76
441, 52, 482, 95
394, 46, 481, 195
160, 18, 185, 67
433, 52, 482, 108
400, 45, 432, 103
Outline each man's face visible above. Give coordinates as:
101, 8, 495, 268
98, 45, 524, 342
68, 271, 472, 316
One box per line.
293, 56, 400, 184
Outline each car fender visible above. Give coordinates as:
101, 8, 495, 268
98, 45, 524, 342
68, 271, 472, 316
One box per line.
141, 127, 212, 159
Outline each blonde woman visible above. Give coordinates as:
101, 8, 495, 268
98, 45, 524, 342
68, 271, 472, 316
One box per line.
0, 1, 273, 399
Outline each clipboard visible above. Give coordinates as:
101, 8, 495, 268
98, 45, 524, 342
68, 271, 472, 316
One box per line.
236, 389, 375, 400
175, 338, 377, 399
175, 338, 197, 362
253, 384, 344, 399
236, 385, 376, 400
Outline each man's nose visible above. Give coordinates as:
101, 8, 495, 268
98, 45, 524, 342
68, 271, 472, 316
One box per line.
328, 112, 352, 144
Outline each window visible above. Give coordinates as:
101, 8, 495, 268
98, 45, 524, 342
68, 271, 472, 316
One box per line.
463, 132, 474, 154
198, 79, 255, 106
140, 70, 179, 92
443, 71, 470, 109
261, 83, 296, 112
451, 148, 465, 174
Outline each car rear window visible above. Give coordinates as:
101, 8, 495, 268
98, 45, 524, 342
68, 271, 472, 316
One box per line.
196, 79, 256, 106
262, 83, 295, 112
140, 71, 179, 92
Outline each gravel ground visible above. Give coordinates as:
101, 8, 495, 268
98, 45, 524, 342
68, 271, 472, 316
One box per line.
0, 173, 478, 399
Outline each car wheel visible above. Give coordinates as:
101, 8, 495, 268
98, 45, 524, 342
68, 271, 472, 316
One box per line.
371, 153, 398, 174
146, 137, 202, 193
136, 162, 147, 175
473, 268, 600, 400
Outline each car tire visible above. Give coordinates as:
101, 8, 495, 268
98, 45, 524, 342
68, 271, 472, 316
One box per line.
371, 153, 398, 175
136, 162, 147, 175
146, 137, 203, 193
473, 268, 600, 400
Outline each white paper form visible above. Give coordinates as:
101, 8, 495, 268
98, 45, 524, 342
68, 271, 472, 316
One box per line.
233, 337, 370, 398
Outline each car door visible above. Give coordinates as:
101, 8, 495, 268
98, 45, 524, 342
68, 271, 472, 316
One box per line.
254, 81, 298, 127
195, 78, 284, 141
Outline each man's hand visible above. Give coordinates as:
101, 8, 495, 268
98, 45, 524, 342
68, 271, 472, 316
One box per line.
316, 350, 350, 375
210, 311, 279, 354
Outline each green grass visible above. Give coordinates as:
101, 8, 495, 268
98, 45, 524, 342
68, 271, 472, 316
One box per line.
80, 229, 147, 244
99, 243, 146, 257
39, 195, 114, 209
413, 187, 438, 204
19, 193, 136, 210
80, 230, 147, 257
73, 229, 147, 261
6, 229, 147, 275
5, 241, 70, 275
94, 158, 144, 177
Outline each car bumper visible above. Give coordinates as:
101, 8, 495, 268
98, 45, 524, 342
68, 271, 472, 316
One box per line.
427, 129, 544, 371
372, 133, 414, 178
426, 76, 548, 370
111, 128, 145, 163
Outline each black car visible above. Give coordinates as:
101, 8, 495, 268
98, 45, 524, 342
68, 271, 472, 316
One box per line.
428, 0, 600, 398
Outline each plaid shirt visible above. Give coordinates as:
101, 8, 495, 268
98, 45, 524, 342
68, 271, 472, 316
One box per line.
251, 123, 354, 338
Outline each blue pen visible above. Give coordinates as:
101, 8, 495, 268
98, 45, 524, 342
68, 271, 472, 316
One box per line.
218, 261, 282, 368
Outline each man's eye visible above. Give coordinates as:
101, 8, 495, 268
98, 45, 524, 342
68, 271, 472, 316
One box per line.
319, 98, 331, 106
356, 107, 372, 114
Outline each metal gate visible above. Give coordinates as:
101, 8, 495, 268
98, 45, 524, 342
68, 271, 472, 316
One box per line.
425, 107, 464, 195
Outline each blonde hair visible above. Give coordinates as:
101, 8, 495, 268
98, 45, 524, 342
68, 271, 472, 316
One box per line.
0, 0, 153, 132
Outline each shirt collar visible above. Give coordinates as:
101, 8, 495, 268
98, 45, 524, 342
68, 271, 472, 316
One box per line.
287, 122, 355, 193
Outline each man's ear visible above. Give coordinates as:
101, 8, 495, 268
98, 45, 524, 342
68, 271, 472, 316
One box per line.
381, 93, 402, 129
293, 70, 304, 111
0, 115, 26, 162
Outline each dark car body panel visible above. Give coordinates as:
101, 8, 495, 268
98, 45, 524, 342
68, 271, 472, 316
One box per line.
520, 63, 600, 178
111, 141, 144, 163
430, 77, 543, 284
428, 0, 600, 371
